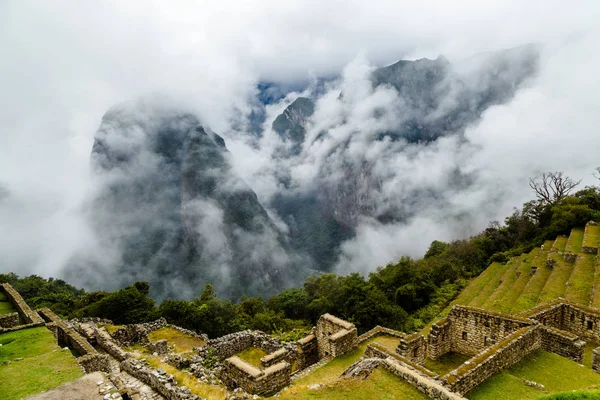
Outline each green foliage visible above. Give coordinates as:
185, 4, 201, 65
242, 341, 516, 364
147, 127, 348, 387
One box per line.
537, 390, 600, 399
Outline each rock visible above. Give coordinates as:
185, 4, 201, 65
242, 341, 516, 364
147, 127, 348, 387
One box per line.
97, 380, 104, 385
14, 357, 23, 361
308, 384, 323, 390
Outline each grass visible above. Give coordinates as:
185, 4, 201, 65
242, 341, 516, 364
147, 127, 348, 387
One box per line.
583, 342, 599, 369
0, 301, 16, 315
278, 367, 428, 400
143, 355, 227, 400
583, 225, 600, 249
565, 254, 596, 305
236, 347, 267, 366
566, 228, 585, 254
0, 290, 8, 301
0, 327, 83, 400
469, 349, 600, 399
512, 242, 554, 313
423, 352, 470, 376
537, 253, 575, 304
148, 327, 205, 353
470, 260, 516, 308
103, 324, 122, 334
492, 250, 538, 313
371, 335, 401, 353
537, 390, 600, 399
481, 255, 525, 311
553, 236, 569, 252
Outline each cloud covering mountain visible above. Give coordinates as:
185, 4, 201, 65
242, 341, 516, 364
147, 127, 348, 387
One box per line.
1, 0, 599, 298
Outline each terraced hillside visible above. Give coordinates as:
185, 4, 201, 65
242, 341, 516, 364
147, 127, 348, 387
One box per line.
433, 222, 600, 321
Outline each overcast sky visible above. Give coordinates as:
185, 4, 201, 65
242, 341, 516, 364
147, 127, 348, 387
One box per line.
1, 0, 599, 279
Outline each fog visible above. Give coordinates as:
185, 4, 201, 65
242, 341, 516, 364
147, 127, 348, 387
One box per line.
1, 0, 599, 288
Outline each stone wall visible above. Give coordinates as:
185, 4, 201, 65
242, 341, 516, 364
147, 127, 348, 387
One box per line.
427, 318, 451, 360
147, 339, 169, 355
94, 326, 131, 361
121, 358, 199, 400
446, 305, 532, 356
77, 353, 111, 374
348, 355, 465, 400
0, 282, 44, 325
37, 307, 113, 373
261, 347, 289, 368
526, 300, 600, 343
198, 330, 281, 360
397, 333, 427, 365
220, 356, 291, 396
0, 312, 19, 328
357, 325, 405, 344
593, 347, 600, 373
444, 326, 541, 395
540, 326, 584, 363
38, 308, 97, 356
295, 333, 319, 370
316, 314, 358, 358
365, 343, 438, 378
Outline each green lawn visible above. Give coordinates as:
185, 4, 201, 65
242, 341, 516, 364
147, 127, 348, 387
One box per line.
279, 367, 428, 400
482, 255, 525, 311
371, 335, 401, 353
148, 327, 205, 353
565, 254, 596, 305
512, 242, 553, 313
236, 347, 267, 366
492, 250, 538, 313
423, 352, 470, 376
583, 225, 600, 249
553, 236, 569, 252
566, 228, 585, 254
538, 253, 575, 304
469, 350, 600, 399
0, 327, 83, 400
0, 301, 15, 315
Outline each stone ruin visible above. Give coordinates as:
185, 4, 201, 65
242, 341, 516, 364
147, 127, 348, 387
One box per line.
215, 313, 359, 396
0, 282, 44, 332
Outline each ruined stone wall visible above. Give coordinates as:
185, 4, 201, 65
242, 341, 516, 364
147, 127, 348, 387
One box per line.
0, 283, 43, 325
38, 308, 97, 356
316, 314, 357, 359
147, 339, 169, 355
94, 326, 131, 361
397, 333, 427, 365
121, 358, 199, 400
444, 326, 541, 396
220, 356, 291, 396
365, 343, 438, 378
593, 347, 600, 373
357, 326, 405, 344
448, 306, 532, 356
0, 312, 19, 328
199, 330, 281, 360
540, 326, 584, 363
524, 301, 565, 329
295, 333, 319, 370
427, 318, 451, 360
261, 347, 289, 368
560, 303, 600, 342
350, 354, 464, 400
77, 353, 111, 374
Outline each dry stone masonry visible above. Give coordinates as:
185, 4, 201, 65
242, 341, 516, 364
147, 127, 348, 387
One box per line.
315, 313, 358, 358
0, 282, 44, 332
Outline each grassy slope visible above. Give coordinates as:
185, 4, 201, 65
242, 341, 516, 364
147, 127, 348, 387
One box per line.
148, 327, 205, 353
469, 349, 600, 400
0, 327, 83, 400
491, 249, 538, 313
537, 252, 575, 304
470, 261, 515, 308
583, 225, 600, 248
566, 228, 585, 254
565, 254, 596, 305
278, 367, 428, 400
512, 241, 555, 313
481, 255, 525, 311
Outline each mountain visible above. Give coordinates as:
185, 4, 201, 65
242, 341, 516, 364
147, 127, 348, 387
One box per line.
79, 97, 306, 300
267, 45, 539, 270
